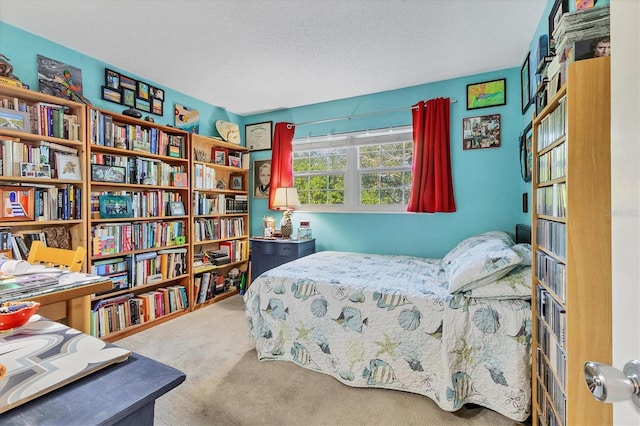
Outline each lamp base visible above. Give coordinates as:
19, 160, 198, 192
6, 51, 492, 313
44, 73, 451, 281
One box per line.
281, 218, 293, 239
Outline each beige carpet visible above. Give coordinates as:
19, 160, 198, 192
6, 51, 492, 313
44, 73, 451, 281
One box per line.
117, 295, 528, 426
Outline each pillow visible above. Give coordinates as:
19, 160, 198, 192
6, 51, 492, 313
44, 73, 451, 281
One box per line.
446, 239, 522, 294
511, 243, 532, 266
461, 265, 532, 300
441, 231, 515, 268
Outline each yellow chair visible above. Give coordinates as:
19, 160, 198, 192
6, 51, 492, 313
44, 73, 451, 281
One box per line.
27, 241, 86, 272
26, 241, 90, 331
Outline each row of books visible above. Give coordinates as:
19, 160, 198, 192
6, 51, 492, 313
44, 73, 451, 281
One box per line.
536, 347, 566, 426
90, 286, 188, 338
537, 143, 566, 183
90, 190, 183, 219
535, 250, 566, 304
193, 163, 216, 190
194, 217, 245, 242
29, 183, 82, 221
89, 109, 186, 158
192, 192, 248, 215
218, 239, 248, 263
536, 219, 567, 260
90, 152, 185, 186
133, 248, 188, 286
91, 220, 186, 256
194, 271, 227, 304
0, 97, 81, 141
536, 96, 566, 151
536, 183, 567, 218
0, 138, 80, 179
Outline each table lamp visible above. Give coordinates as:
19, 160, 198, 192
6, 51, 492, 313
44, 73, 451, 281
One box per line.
272, 187, 300, 239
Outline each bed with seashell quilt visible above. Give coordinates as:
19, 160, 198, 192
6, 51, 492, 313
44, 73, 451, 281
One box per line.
243, 230, 533, 422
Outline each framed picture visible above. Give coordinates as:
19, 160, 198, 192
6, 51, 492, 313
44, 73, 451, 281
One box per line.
99, 195, 133, 219
150, 86, 164, 101
101, 86, 122, 104
92, 164, 126, 183
228, 154, 241, 167
213, 147, 228, 165
520, 53, 531, 114
245, 121, 272, 151
466, 78, 506, 110
137, 81, 150, 101
55, 153, 81, 180
548, 0, 568, 43
520, 121, 533, 182
462, 114, 501, 150
105, 68, 120, 90
0, 187, 34, 221
119, 75, 137, 91
152, 98, 163, 115
135, 98, 150, 112
0, 107, 31, 133
253, 159, 271, 198
230, 173, 244, 190
20, 162, 51, 178
122, 87, 135, 107
169, 201, 185, 216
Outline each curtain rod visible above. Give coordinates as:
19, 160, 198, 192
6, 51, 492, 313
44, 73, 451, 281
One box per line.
287, 99, 457, 129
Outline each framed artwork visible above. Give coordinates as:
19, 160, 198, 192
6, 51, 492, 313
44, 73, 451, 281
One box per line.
55, 153, 81, 180
245, 121, 272, 151
253, 159, 271, 198
152, 98, 163, 115
20, 162, 51, 178
0, 108, 30, 133
174, 104, 199, 134
0, 187, 34, 221
520, 52, 531, 114
228, 154, 241, 167
150, 87, 164, 101
101, 86, 122, 104
99, 195, 133, 219
548, 0, 569, 42
135, 98, 150, 112
137, 81, 150, 101
520, 121, 533, 182
122, 87, 135, 107
462, 114, 501, 150
92, 164, 126, 183
105, 68, 120, 90
119, 75, 137, 91
466, 78, 506, 110
169, 201, 185, 216
230, 173, 244, 190
37, 55, 90, 104
213, 147, 228, 165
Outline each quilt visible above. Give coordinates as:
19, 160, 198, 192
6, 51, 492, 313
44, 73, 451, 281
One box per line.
244, 250, 531, 421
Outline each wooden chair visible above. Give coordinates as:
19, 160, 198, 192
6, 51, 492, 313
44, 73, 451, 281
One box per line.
26, 241, 89, 330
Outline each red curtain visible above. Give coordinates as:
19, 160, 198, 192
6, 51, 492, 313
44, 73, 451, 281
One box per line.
269, 122, 296, 209
407, 98, 456, 213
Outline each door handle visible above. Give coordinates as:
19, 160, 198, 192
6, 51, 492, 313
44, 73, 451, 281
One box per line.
584, 360, 640, 407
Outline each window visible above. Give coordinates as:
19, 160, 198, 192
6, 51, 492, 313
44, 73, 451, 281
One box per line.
292, 126, 413, 212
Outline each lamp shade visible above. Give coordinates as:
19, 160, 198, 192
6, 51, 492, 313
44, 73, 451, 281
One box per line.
272, 187, 300, 210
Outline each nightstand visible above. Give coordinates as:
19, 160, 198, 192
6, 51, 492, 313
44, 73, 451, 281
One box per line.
250, 238, 316, 282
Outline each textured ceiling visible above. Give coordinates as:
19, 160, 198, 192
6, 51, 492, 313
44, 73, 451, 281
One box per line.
0, 0, 547, 116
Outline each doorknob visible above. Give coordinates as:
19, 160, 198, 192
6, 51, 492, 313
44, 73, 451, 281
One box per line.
584, 360, 640, 407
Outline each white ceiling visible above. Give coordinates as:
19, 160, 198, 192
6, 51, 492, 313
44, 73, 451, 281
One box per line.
0, 0, 547, 116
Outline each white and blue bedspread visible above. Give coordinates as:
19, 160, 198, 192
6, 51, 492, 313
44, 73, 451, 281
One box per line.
244, 251, 531, 421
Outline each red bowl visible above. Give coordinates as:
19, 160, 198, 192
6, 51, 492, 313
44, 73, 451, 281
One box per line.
0, 301, 40, 331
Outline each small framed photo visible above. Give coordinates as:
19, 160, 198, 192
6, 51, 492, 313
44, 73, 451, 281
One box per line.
135, 98, 150, 112
213, 147, 228, 165
152, 98, 163, 115
228, 154, 241, 167
462, 114, 501, 150
229, 173, 244, 190
150, 86, 164, 101
105, 68, 120, 90
245, 121, 272, 151
137, 81, 150, 101
20, 162, 51, 178
169, 201, 185, 216
253, 159, 271, 198
92, 164, 126, 183
520, 121, 533, 182
0, 107, 31, 133
466, 78, 506, 110
120, 75, 137, 91
55, 153, 82, 180
99, 195, 133, 219
0, 187, 34, 221
122, 87, 135, 107
171, 171, 188, 187
102, 86, 122, 104
520, 52, 531, 114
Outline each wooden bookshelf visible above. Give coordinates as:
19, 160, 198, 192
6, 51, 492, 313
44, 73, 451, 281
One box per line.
191, 134, 249, 308
531, 57, 611, 426
86, 106, 191, 341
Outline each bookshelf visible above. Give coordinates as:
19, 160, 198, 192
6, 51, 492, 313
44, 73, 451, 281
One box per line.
191, 134, 249, 307
86, 106, 191, 341
531, 57, 611, 426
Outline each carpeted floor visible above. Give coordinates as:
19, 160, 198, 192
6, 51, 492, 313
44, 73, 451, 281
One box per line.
117, 295, 528, 426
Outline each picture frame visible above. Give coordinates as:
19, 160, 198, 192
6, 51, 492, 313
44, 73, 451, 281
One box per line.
122, 87, 135, 107
462, 114, 501, 150
152, 98, 163, 115
520, 52, 531, 114
548, 0, 568, 43
150, 86, 164, 101
91, 164, 126, 183
0, 187, 34, 221
245, 121, 272, 151
520, 121, 533, 182
466, 78, 506, 110
119, 75, 137, 91
253, 159, 271, 198
213, 147, 228, 165
101, 86, 122, 104
135, 98, 150, 112
137, 81, 150, 101
20, 162, 51, 179
55, 153, 82, 180
0, 107, 31, 133
105, 68, 120, 90
169, 201, 185, 216
228, 154, 241, 167
229, 173, 244, 190
99, 195, 133, 219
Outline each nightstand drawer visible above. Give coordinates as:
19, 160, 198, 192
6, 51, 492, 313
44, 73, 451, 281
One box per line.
276, 244, 297, 256
252, 240, 276, 255
250, 238, 316, 282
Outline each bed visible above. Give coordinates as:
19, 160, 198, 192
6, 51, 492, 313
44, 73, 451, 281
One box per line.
244, 229, 533, 422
